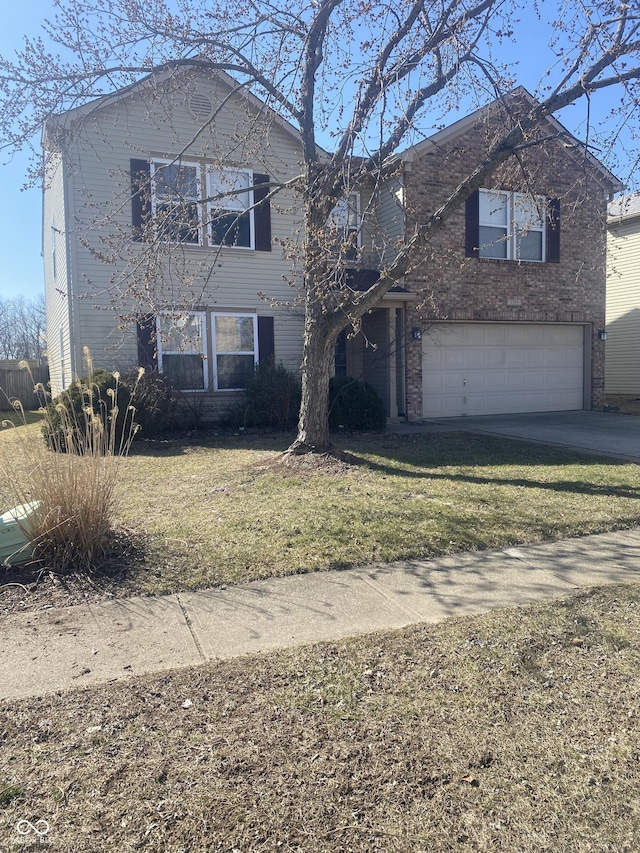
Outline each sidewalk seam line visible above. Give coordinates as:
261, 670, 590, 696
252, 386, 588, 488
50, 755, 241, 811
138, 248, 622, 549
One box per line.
176, 594, 207, 662
354, 572, 426, 621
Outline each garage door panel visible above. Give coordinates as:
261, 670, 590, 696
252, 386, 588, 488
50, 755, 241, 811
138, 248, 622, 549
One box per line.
544, 348, 573, 367
504, 371, 526, 390
486, 348, 507, 367
463, 348, 487, 367
481, 326, 507, 345
423, 323, 585, 418
462, 325, 492, 344
545, 368, 583, 390
443, 350, 464, 368
524, 349, 545, 367
429, 395, 465, 417
486, 373, 506, 390
505, 349, 526, 367
522, 370, 546, 390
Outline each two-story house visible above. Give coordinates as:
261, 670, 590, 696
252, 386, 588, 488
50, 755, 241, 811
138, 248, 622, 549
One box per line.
43, 72, 619, 422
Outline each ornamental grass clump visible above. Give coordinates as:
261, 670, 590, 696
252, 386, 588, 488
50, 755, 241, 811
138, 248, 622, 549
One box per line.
0, 355, 142, 573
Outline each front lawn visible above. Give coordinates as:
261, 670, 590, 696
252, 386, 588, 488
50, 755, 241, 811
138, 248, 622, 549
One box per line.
1, 426, 640, 605
108, 430, 640, 596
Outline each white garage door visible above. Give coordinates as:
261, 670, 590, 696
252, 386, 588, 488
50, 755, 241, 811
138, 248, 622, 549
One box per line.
422, 323, 585, 418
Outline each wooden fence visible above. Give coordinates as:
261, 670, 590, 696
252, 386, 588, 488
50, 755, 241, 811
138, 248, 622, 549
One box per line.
0, 361, 49, 411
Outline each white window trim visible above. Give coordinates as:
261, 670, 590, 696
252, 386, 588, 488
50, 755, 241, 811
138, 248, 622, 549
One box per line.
150, 158, 203, 246
206, 166, 255, 250
328, 192, 362, 251
479, 189, 546, 262
157, 312, 209, 391
211, 312, 259, 391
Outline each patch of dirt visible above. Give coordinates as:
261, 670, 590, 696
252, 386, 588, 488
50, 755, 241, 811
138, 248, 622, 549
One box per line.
261, 447, 362, 477
0, 530, 143, 617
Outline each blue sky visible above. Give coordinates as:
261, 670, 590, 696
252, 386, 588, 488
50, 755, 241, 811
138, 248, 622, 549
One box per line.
0, 2, 634, 301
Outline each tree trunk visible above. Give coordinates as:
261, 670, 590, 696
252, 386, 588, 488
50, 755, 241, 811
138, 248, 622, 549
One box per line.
287, 303, 339, 454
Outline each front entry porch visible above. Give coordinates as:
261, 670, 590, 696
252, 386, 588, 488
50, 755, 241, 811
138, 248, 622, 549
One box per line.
335, 305, 407, 419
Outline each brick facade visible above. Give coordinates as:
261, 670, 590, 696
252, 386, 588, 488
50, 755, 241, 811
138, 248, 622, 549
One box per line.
400, 111, 613, 419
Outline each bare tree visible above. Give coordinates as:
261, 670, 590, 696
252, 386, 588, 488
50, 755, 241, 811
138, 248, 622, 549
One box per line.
0, 295, 46, 362
0, 0, 639, 451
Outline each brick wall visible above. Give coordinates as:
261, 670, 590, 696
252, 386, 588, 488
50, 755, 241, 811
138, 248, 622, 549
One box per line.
401, 113, 611, 418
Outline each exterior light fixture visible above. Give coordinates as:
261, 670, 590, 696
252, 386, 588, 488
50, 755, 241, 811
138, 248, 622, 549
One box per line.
597, 329, 608, 341
412, 328, 422, 340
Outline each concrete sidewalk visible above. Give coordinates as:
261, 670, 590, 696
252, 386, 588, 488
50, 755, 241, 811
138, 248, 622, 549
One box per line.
3, 527, 640, 701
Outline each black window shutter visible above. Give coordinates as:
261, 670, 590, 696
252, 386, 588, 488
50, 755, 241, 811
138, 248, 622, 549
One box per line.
257, 316, 275, 365
546, 197, 560, 263
136, 313, 158, 370
253, 173, 272, 252
465, 190, 480, 258
131, 159, 151, 242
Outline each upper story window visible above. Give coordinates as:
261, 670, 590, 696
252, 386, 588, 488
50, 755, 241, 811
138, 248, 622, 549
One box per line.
479, 189, 545, 262
207, 168, 253, 248
466, 188, 560, 264
131, 159, 272, 252
328, 192, 361, 261
151, 159, 201, 245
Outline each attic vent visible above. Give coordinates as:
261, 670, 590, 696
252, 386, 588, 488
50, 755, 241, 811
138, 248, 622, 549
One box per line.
188, 93, 214, 122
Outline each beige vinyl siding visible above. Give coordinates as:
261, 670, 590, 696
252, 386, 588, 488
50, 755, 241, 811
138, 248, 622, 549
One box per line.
375, 176, 405, 266
606, 217, 640, 394
52, 72, 306, 382
43, 152, 73, 395
355, 183, 375, 265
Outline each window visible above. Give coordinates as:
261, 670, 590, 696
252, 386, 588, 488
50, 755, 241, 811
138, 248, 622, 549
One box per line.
147, 312, 274, 389
131, 160, 272, 252
207, 168, 253, 248
157, 313, 207, 390
467, 189, 561, 262
513, 194, 545, 261
477, 189, 546, 262
212, 313, 258, 390
151, 159, 201, 244
478, 190, 508, 259
328, 192, 361, 260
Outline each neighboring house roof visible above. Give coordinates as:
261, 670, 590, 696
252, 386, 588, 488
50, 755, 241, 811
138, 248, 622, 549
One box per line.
608, 192, 640, 223
399, 87, 623, 194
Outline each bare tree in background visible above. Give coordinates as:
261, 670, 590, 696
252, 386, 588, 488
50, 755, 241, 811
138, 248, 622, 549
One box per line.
0, 295, 46, 362
0, 0, 639, 452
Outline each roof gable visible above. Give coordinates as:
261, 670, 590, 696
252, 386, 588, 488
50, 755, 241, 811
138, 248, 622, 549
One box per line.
43, 66, 311, 154
400, 87, 622, 193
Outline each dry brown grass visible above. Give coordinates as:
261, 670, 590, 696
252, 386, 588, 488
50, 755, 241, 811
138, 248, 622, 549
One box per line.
2, 429, 640, 613
2, 584, 640, 850
606, 394, 640, 416
0, 366, 139, 573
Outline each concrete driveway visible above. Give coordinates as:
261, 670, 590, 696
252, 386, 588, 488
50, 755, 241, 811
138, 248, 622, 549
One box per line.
394, 411, 640, 462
